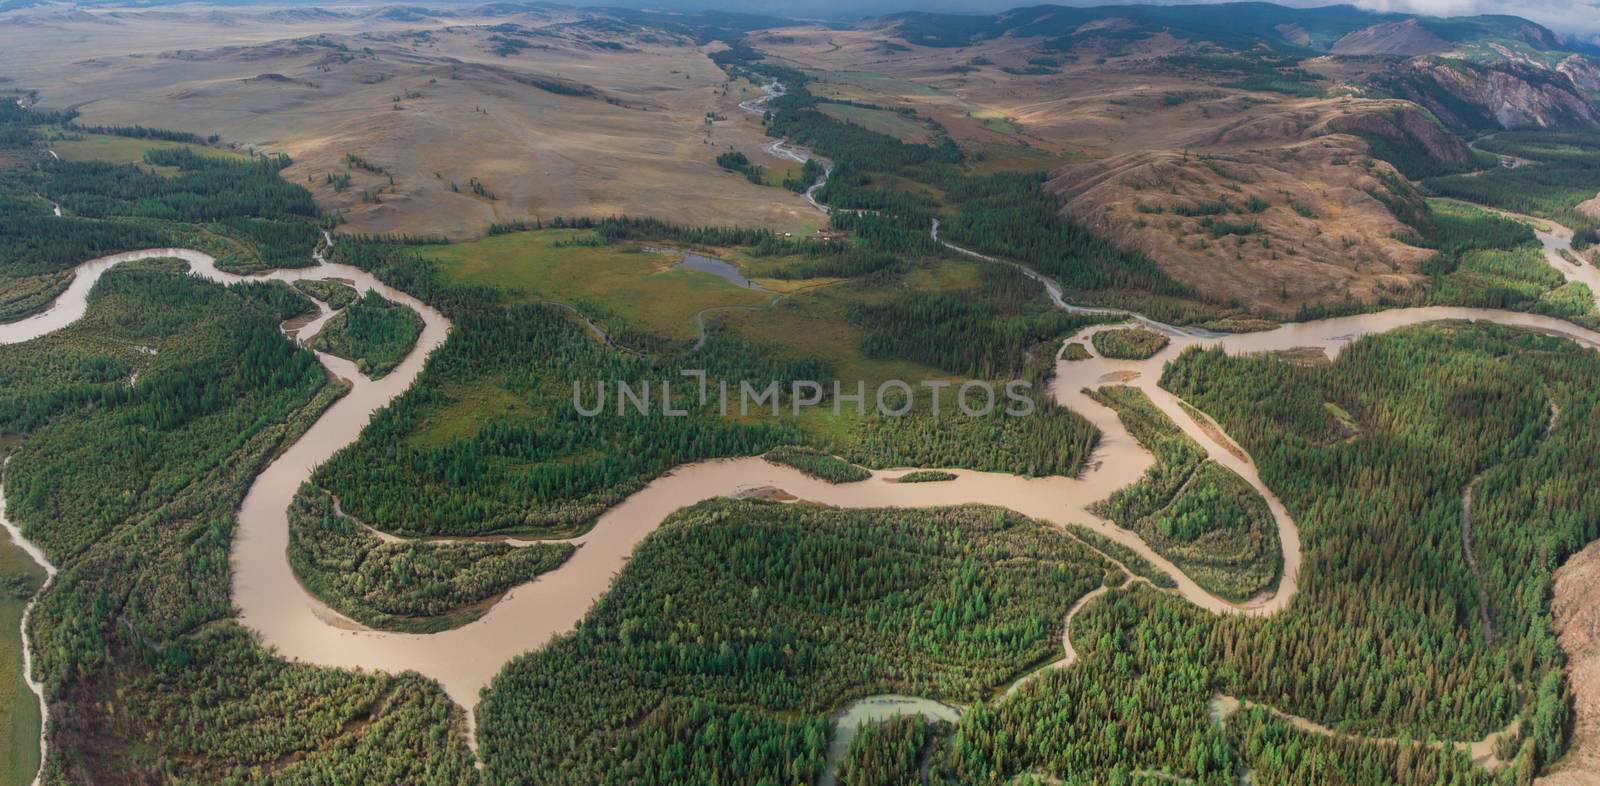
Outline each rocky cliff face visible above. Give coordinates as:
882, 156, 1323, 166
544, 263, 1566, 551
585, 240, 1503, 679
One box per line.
1368, 57, 1598, 131
1559, 53, 1600, 100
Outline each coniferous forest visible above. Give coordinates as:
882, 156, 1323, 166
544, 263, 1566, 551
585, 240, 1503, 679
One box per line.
288, 485, 574, 632
309, 289, 426, 378
2, 18, 1600, 786
0, 263, 478, 782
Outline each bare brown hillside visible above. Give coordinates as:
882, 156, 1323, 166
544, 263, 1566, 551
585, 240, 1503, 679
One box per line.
757, 18, 1599, 315
1539, 539, 1600, 786
1047, 101, 1454, 315
0, 9, 824, 239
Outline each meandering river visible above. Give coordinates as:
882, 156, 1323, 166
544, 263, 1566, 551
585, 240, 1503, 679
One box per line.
740, 82, 833, 212
3, 210, 1599, 772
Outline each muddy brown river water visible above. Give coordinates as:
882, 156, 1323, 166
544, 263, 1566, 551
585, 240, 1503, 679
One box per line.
3, 221, 1600, 763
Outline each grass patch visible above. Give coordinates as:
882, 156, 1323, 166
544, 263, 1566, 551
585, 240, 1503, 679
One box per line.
47, 131, 250, 175
0, 538, 44, 786
406, 379, 544, 450
1062, 342, 1091, 361
1322, 402, 1362, 444
817, 103, 932, 145
969, 108, 1018, 135
961, 139, 1078, 170
719, 280, 954, 391
420, 230, 772, 342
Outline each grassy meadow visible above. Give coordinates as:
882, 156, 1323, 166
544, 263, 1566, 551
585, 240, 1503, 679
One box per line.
419, 229, 774, 342
48, 132, 251, 176
817, 103, 933, 144
0, 538, 44, 786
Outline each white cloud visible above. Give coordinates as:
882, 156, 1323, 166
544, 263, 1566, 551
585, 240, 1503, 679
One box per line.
1349, 0, 1600, 35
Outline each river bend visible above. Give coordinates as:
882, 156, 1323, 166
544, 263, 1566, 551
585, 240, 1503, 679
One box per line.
0, 216, 1597, 754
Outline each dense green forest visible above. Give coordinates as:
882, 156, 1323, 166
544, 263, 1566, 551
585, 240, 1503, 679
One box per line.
48, 147, 313, 222
939, 588, 1235, 784
0, 214, 176, 322
762, 446, 872, 483
476, 500, 1115, 784
5, 49, 1599, 785
38, 149, 324, 274
288, 485, 573, 632
1221, 704, 1499, 786
0, 103, 476, 781
294, 277, 359, 309
1161, 323, 1588, 770
1086, 386, 1281, 601
1090, 327, 1170, 360
308, 289, 425, 378
1408, 199, 1595, 326
316, 239, 1110, 537
0, 264, 477, 782
842, 401, 1099, 479
0, 105, 324, 325
835, 715, 950, 786
1283, 194, 1600, 324
316, 240, 817, 536
1424, 130, 1600, 238
853, 263, 1098, 378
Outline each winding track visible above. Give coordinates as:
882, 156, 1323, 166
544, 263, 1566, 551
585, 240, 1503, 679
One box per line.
0, 461, 54, 786
4, 145, 1600, 776
1209, 694, 1521, 772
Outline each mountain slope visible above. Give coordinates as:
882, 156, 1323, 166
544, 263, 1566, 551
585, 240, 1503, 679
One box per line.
886, 2, 1579, 60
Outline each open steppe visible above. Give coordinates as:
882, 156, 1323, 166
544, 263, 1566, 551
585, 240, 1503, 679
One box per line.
0, 5, 825, 238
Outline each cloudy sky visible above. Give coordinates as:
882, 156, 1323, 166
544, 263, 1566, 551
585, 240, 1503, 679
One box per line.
1304, 0, 1599, 35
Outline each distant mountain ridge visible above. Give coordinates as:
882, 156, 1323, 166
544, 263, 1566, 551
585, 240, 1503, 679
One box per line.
884, 2, 1588, 63
884, 2, 1599, 130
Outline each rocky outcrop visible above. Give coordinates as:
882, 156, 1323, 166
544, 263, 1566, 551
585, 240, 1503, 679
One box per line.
1367, 57, 1598, 131
1558, 54, 1600, 99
